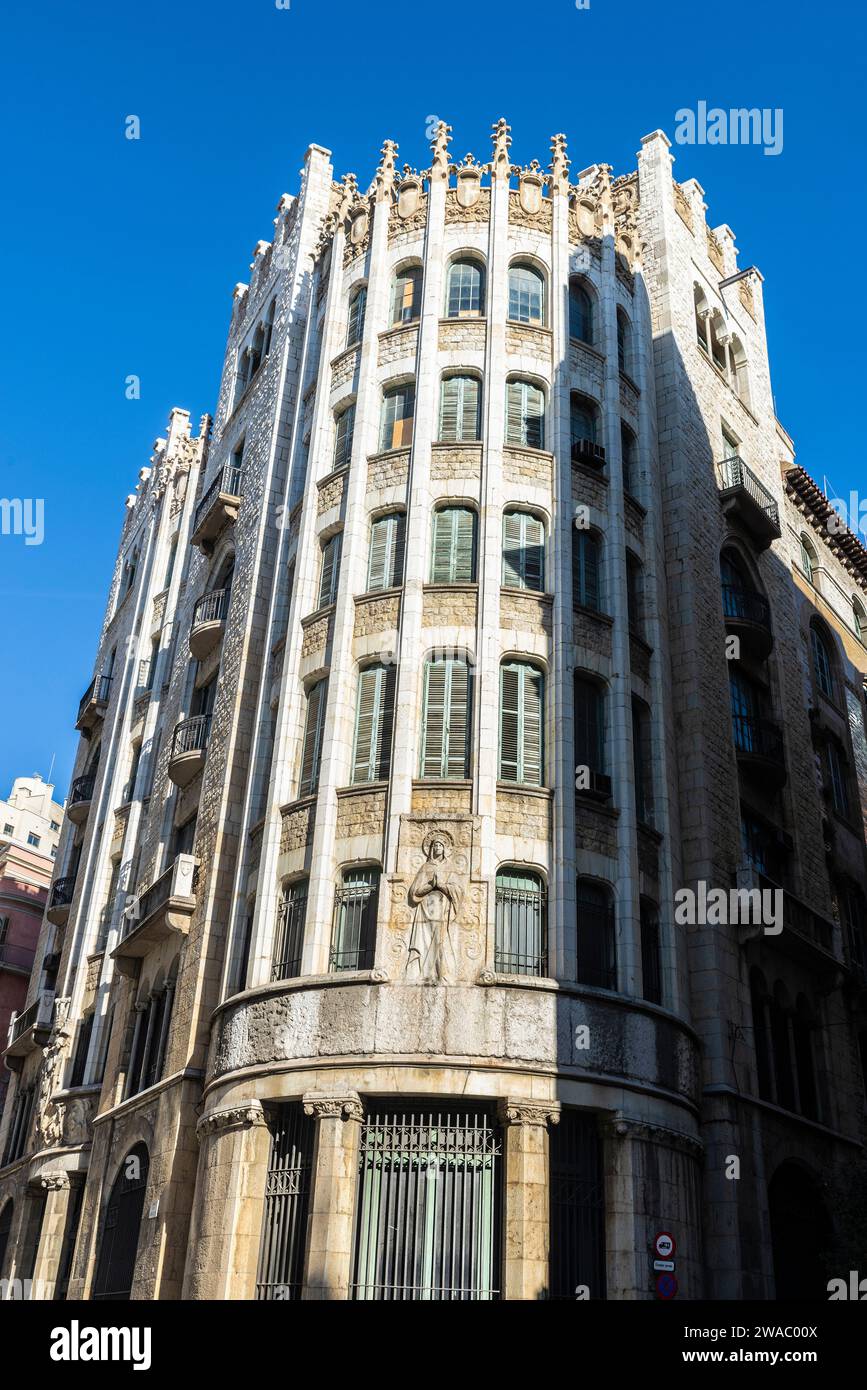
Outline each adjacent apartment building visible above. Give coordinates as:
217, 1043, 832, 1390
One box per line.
1, 121, 865, 1301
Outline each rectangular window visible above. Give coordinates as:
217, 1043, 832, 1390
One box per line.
576, 881, 616, 990
506, 380, 544, 449
299, 680, 328, 796
391, 268, 422, 326
351, 1103, 502, 1300
367, 513, 405, 592
255, 1104, 316, 1300
333, 405, 355, 471
502, 511, 544, 592
27, 832, 40, 847
439, 375, 481, 442
827, 742, 851, 819
352, 665, 396, 785
549, 1110, 606, 1300
574, 680, 605, 775
573, 532, 601, 611
420, 659, 471, 780
495, 871, 546, 976
272, 881, 308, 981
331, 869, 378, 971
632, 701, 653, 826
318, 533, 341, 608
499, 663, 544, 786
380, 385, 415, 451
347, 287, 367, 347
640, 901, 662, 1004
431, 507, 476, 584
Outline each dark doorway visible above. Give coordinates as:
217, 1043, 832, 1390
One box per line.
549, 1108, 606, 1299
768, 1162, 831, 1300
91, 1142, 149, 1300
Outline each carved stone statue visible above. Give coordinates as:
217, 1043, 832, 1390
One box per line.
405, 834, 466, 984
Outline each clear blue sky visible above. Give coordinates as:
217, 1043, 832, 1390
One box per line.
0, 0, 863, 800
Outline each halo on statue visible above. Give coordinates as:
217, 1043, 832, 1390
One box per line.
421, 829, 454, 858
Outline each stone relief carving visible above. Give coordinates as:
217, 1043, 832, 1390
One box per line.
388, 816, 486, 982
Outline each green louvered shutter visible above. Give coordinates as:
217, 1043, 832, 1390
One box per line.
367, 513, 405, 591
573, 532, 600, 610
318, 533, 341, 608
502, 511, 524, 587
525, 384, 544, 449
347, 286, 366, 347
421, 660, 447, 777
300, 679, 327, 794
506, 381, 524, 445
460, 377, 480, 441
445, 658, 470, 778
500, 663, 543, 785
503, 511, 545, 591
439, 378, 461, 442
431, 508, 476, 584
333, 404, 355, 470
421, 659, 471, 779
440, 375, 480, 442
352, 664, 396, 784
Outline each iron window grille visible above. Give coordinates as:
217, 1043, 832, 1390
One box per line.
272, 882, 308, 981
330, 869, 379, 971
255, 1104, 315, 1301
548, 1109, 606, 1300
494, 871, 547, 976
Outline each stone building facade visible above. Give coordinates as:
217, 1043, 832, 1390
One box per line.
1, 121, 865, 1302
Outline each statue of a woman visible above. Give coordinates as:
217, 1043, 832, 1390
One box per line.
406, 835, 465, 983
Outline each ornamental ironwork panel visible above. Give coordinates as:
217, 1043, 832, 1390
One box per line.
255, 1104, 315, 1300
351, 1104, 502, 1301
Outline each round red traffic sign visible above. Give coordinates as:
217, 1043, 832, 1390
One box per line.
656, 1272, 678, 1300
654, 1231, 676, 1259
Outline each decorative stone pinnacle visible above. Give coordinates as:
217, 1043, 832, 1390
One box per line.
375, 140, 399, 200
491, 118, 512, 179
549, 132, 570, 193
430, 120, 453, 180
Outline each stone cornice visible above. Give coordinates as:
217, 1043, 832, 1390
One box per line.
605, 1110, 703, 1159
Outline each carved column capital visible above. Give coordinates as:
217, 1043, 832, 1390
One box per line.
196, 1100, 267, 1140
32, 1171, 70, 1191
605, 1110, 704, 1159
498, 1099, 561, 1129
303, 1091, 364, 1123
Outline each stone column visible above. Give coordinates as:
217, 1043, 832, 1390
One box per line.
499, 1100, 559, 1300
30, 1172, 72, 1300
183, 1101, 270, 1300
301, 1091, 363, 1300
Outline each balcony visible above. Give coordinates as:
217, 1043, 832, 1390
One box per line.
0, 940, 37, 977
190, 463, 243, 554
46, 875, 76, 926
721, 584, 773, 661
190, 588, 230, 661
736, 867, 838, 973
75, 674, 113, 734
167, 714, 211, 787
112, 855, 199, 968
732, 714, 787, 788
571, 438, 606, 470
5, 989, 55, 1061
716, 456, 781, 551
67, 772, 96, 826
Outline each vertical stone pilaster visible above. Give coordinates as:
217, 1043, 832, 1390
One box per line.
301, 1091, 363, 1300
499, 1100, 559, 1300
183, 1101, 270, 1300
30, 1172, 71, 1300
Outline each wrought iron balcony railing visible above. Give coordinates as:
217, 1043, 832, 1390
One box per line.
7, 989, 54, 1049
571, 438, 607, 468
69, 773, 96, 808
721, 584, 771, 629
716, 456, 780, 529
76, 673, 113, 725
171, 714, 211, 760
192, 587, 230, 629
732, 714, 785, 765
49, 876, 76, 912
194, 462, 243, 533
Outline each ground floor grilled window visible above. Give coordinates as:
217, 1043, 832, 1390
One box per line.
495, 869, 547, 976
331, 868, 379, 971
255, 1103, 315, 1301
351, 1103, 502, 1300
548, 1109, 606, 1300
91, 1143, 149, 1300
272, 880, 308, 980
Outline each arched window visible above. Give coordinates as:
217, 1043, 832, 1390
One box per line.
439, 374, 481, 442
574, 676, 606, 785
799, 534, 816, 584
570, 394, 603, 467
390, 265, 422, 326
431, 506, 476, 583
854, 597, 866, 642
420, 655, 472, 779
273, 878, 308, 980
750, 968, 773, 1100
621, 423, 638, 495
640, 898, 661, 1004
380, 382, 415, 451
793, 996, 819, 1121
331, 868, 379, 971
0, 1200, 13, 1279
299, 679, 328, 795
499, 661, 544, 785
318, 532, 341, 608
367, 512, 405, 592
573, 529, 602, 611
502, 510, 545, 591
770, 982, 796, 1112
708, 312, 727, 373
124, 975, 175, 1099
826, 738, 851, 819
694, 285, 710, 351
508, 262, 545, 326
346, 284, 367, 347
616, 309, 632, 376
569, 279, 594, 343
576, 879, 616, 989
729, 334, 749, 404
810, 623, 835, 699
333, 402, 355, 470
446, 258, 484, 318
495, 869, 547, 976
92, 1143, 150, 1301
506, 379, 545, 449
352, 663, 396, 784
626, 551, 644, 635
